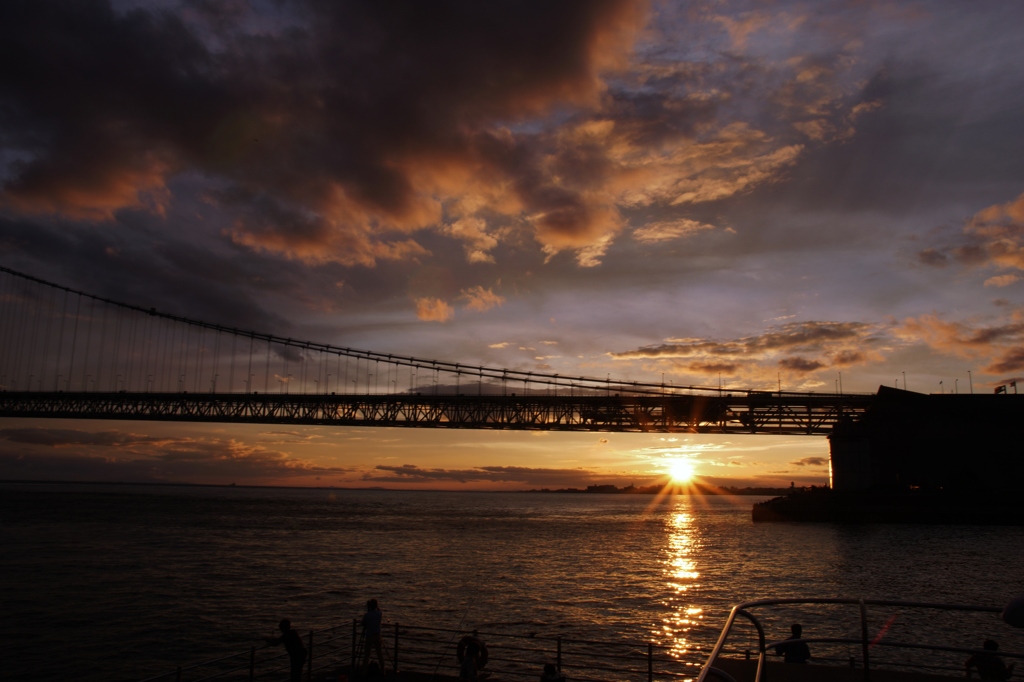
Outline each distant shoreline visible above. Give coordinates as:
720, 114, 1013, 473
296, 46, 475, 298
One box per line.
0, 478, 793, 496
525, 483, 796, 496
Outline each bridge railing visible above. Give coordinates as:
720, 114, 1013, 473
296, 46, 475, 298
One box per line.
137, 620, 734, 682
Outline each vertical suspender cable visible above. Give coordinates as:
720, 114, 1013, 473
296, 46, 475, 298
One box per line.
247, 335, 254, 394
0, 274, 11, 383
112, 309, 124, 391
26, 281, 42, 390
5, 277, 19, 388
283, 346, 289, 394
194, 326, 204, 393
40, 286, 55, 391
154, 316, 165, 392
179, 323, 190, 392
140, 313, 152, 391
211, 329, 221, 392
11, 279, 31, 389
125, 311, 137, 392
264, 339, 271, 394
96, 298, 109, 392
80, 295, 94, 390
66, 292, 82, 391
228, 333, 237, 394
54, 288, 69, 391
0, 274, 14, 385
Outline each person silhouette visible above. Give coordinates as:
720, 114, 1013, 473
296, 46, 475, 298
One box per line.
457, 635, 489, 682
966, 639, 1015, 680
774, 623, 811, 664
265, 619, 307, 682
362, 599, 386, 673
460, 640, 480, 682
540, 662, 565, 682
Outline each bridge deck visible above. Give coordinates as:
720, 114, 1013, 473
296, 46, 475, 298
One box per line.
0, 391, 873, 434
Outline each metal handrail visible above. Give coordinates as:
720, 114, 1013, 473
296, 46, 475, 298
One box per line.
139, 617, 713, 682
695, 597, 1017, 682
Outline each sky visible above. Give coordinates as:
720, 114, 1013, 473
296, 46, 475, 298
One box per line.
1, 0, 1023, 489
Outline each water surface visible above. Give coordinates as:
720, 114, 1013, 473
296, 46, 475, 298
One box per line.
2, 483, 1022, 681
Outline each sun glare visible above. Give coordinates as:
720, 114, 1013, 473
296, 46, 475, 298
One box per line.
668, 459, 695, 483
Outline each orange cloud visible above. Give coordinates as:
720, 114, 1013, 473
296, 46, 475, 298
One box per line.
460, 286, 505, 312
984, 274, 1021, 288
632, 218, 717, 243
3, 154, 172, 221
895, 310, 1024, 379
415, 297, 454, 322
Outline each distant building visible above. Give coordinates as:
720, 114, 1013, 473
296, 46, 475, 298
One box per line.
829, 386, 1024, 492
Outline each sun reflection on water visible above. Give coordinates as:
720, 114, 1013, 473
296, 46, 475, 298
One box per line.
660, 504, 704, 665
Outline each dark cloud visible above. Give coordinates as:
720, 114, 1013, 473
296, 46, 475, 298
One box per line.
0, 428, 165, 448
791, 456, 828, 467
831, 350, 863, 365
687, 361, 739, 375
917, 248, 947, 267
0, 215, 293, 331
0, 0, 649, 265
951, 245, 989, 266
617, 321, 871, 360
0, 426, 351, 483
364, 463, 605, 487
778, 356, 824, 373
987, 348, 1024, 375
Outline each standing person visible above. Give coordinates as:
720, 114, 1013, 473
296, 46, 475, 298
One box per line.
362, 598, 386, 674
774, 623, 811, 664
457, 635, 488, 682
966, 639, 1015, 680
265, 619, 307, 682
460, 640, 479, 682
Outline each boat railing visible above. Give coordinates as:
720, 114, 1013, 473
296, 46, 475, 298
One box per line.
696, 598, 1024, 682
138, 619, 747, 682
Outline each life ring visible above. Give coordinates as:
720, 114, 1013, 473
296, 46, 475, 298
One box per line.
456, 635, 488, 669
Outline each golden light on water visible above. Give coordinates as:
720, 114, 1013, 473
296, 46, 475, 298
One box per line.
660, 507, 703, 666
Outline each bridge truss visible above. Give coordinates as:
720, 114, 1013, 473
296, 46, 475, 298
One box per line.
0, 391, 871, 434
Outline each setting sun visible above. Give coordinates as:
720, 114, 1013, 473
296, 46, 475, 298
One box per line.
668, 460, 695, 483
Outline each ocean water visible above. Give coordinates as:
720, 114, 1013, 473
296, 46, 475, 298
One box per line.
2, 483, 1023, 681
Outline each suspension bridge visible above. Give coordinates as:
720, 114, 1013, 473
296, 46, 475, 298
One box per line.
0, 265, 872, 434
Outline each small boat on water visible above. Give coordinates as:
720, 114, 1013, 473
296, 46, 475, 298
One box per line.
696, 597, 1024, 682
